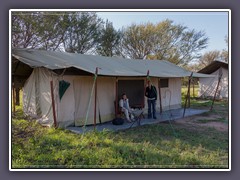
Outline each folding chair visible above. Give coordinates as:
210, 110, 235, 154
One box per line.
129, 109, 145, 128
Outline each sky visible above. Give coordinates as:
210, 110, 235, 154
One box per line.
97, 11, 229, 55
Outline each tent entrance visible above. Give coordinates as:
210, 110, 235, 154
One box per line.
118, 80, 144, 108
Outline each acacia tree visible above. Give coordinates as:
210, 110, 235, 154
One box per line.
63, 12, 103, 54
96, 20, 121, 57
119, 23, 155, 59
120, 19, 209, 66
12, 12, 43, 48
36, 12, 69, 51
12, 11, 68, 51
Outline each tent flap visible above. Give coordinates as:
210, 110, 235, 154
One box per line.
59, 80, 70, 100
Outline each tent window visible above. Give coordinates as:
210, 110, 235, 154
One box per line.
160, 79, 169, 88
118, 80, 144, 108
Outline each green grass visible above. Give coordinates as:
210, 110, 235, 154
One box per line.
181, 86, 228, 109
11, 90, 229, 169
12, 110, 229, 169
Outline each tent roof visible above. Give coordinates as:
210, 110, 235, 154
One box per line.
12, 48, 213, 78
198, 60, 228, 74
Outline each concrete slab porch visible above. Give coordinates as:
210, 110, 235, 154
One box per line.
66, 108, 208, 134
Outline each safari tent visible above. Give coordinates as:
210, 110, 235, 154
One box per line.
198, 60, 228, 99
12, 48, 211, 128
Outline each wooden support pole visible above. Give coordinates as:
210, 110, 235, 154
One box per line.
187, 78, 191, 108
210, 73, 222, 111
158, 78, 163, 114
12, 85, 15, 115
15, 87, 20, 106
50, 81, 57, 128
183, 72, 193, 118
94, 68, 98, 129
193, 79, 195, 98
146, 70, 150, 84
115, 77, 118, 118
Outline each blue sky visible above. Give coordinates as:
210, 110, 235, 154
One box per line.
97, 11, 229, 55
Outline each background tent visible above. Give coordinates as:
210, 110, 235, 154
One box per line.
198, 60, 228, 99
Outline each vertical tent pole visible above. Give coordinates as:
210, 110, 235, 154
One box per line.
12, 83, 15, 115
94, 68, 98, 129
15, 87, 20, 106
145, 70, 150, 108
13, 61, 20, 106
158, 78, 163, 114
145, 70, 150, 90
192, 79, 195, 98
210, 72, 222, 111
147, 70, 150, 79
115, 77, 118, 118
50, 81, 57, 128
183, 72, 193, 118
188, 83, 191, 108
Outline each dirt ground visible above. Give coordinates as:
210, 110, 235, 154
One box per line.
175, 113, 228, 132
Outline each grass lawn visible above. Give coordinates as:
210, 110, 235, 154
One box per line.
11, 90, 229, 169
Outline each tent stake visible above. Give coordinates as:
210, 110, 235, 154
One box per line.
210, 73, 222, 111
158, 78, 163, 114
50, 81, 57, 128
183, 72, 193, 118
94, 68, 98, 129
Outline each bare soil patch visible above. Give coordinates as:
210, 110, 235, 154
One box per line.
175, 114, 228, 132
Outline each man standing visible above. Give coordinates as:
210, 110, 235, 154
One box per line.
145, 81, 157, 119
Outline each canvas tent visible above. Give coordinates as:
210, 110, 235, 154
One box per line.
12, 48, 212, 128
198, 60, 228, 99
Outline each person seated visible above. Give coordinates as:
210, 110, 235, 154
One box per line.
119, 93, 134, 122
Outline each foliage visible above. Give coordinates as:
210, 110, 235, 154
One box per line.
12, 12, 211, 66
12, 11, 67, 51
119, 22, 155, 59
11, 12, 104, 53
119, 20, 208, 66
96, 20, 121, 57
185, 34, 229, 72
220, 35, 229, 63
63, 12, 103, 54
186, 50, 228, 72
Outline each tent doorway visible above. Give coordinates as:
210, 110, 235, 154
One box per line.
118, 80, 145, 108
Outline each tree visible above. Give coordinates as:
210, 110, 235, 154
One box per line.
120, 20, 208, 66
12, 12, 43, 49
119, 23, 155, 59
12, 11, 68, 51
220, 35, 229, 62
63, 12, 103, 54
36, 12, 68, 51
198, 50, 221, 69
192, 35, 229, 71
96, 20, 121, 57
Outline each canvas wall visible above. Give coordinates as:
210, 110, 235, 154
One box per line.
23, 68, 58, 127
145, 78, 182, 112
23, 68, 182, 128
